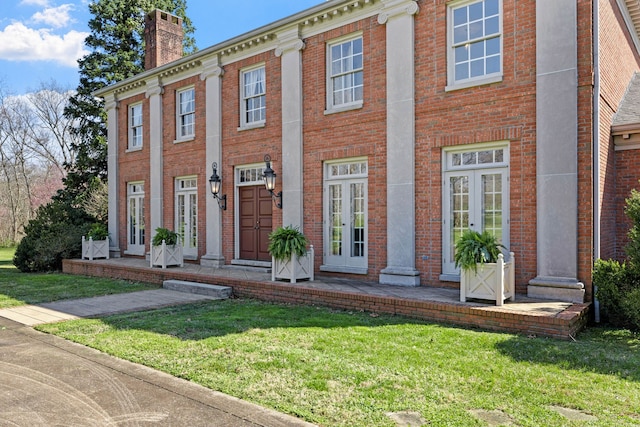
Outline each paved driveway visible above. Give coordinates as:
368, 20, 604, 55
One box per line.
0, 316, 315, 427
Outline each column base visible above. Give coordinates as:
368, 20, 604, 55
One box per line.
109, 247, 121, 258
528, 276, 585, 303
380, 267, 420, 287
200, 254, 225, 268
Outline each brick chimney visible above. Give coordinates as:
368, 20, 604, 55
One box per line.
144, 9, 183, 70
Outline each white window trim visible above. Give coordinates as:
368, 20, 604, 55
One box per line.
321, 157, 368, 275
127, 103, 143, 152
175, 86, 195, 142
239, 63, 266, 130
125, 181, 145, 256
175, 176, 198, 260
440, 141, 510, 282
325, 32, 364, 114
445, 0, 503, 92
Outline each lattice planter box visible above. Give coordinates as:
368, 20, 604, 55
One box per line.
150, 241, 184, 269
460, 252, 515, 306
272, 246, 314, 284
82, 237, 110, 261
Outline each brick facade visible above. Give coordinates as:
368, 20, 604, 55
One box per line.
98, 0, 640, 304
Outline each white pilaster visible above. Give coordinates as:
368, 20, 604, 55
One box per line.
200, 57, 226, 267
528, 0, 585, 303
378, 0, 421, 286
104, 93, 120, 257
275, 28, 305, 229
146, 77, 164, 243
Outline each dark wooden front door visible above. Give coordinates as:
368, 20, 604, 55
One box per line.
239, 186, 272, 261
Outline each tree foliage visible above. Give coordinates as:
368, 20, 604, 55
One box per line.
62, 0, 196, 202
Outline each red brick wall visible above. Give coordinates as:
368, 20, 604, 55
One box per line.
161, 75, 207, 257
117, 93, 150, 253
599, 0, 640, 261
414, 0, 538, 293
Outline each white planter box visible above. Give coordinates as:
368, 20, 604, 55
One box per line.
272, 245, 314, 283
82, 237, 110, 260
460, 252, 515, 306
150, 241, 184, 269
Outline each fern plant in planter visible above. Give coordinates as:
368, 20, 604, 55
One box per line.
82, 223, 109, 260
150, 227, 183, 269
454, 229, 515, 306
268, 225, 314, 283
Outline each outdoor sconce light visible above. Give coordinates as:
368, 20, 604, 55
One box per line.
209, 162, 227, 210
262, 154, 283, 209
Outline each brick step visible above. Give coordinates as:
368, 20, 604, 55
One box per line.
163, 280, 232, 299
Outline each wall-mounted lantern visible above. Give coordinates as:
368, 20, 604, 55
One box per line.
209, 162, 227, 210
262, 154, 282, 209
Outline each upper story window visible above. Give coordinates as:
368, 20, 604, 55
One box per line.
176, 87, 195, 139
241, 65, 266, 127
128, 103, 143, 150
327, 35, 363, 112
447, 0, 502, 91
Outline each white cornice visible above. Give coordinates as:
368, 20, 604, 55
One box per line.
618, 0, 640, 53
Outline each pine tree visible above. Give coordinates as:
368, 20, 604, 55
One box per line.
62, 0, 196, 203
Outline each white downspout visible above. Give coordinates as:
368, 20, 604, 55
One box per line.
593, 0, 601, 323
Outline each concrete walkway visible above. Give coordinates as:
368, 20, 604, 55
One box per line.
0, 292, 317, 427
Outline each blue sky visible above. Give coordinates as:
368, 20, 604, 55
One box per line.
0, 0, 322, 95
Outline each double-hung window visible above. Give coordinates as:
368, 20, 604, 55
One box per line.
327, 35, 363, 111
240, 65, 266, 127
177, 87, 195, 139
448, 0, 502, 90
128, 103, 142, 150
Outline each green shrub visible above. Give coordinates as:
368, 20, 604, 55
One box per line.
86, 222, 109, 240
152, 227, 179, 246
268, 225, 308, 261
454, 229, 506, 273
13, 199, 94, 272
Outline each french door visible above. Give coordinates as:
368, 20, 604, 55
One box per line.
127, 183, 145, 255
324, 159, 368, 272
442, 168, 509, 277
175, 177, 198, 258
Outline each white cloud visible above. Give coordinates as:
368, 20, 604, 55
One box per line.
0, 22, 88, 67
31, 4, 75, 29
19, 0, 51, 6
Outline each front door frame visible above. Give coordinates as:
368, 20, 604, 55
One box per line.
235, 162, 271, 262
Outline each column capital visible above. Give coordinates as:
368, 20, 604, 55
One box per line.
104, 93, 119, 111
378, 0, 419, 25
145, 77, 163, 98
200, 56, 224, 80
275, 28, 305, 57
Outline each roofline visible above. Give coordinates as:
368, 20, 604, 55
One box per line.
618, 0, 640, 54
94, 0, 356, 97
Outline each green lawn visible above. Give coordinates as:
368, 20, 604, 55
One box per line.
3, 246, 638, 426
37, 299, 640, 427
0, 247, 156, 308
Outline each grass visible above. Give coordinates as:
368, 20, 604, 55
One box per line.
0, 247, 156, 308
2, 246, 639, 426
37, 299, 640, 427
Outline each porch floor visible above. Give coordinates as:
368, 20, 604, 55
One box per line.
62, 257, 590, 340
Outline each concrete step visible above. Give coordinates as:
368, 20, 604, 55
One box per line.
162, 280, 232, 299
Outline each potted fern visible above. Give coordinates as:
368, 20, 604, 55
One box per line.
454, 229, 515, 305
269, 225, 314, 283
82, 223, 110, 260
150, 227, 183, 268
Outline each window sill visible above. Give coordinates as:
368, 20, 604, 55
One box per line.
126, 146, 143, 153
237, 121, 266, 132
324, 101, 363, 116
173, 136, 195, 144
320, 264, 367, 275
445, 74, 503, 92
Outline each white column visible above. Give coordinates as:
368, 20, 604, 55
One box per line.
200, 57, 225, 267
528, 0, 585, 303
378, 0, 420, 286
275, 28, 305, 229
146, 77, 164, 244
104, 93, 120, 257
